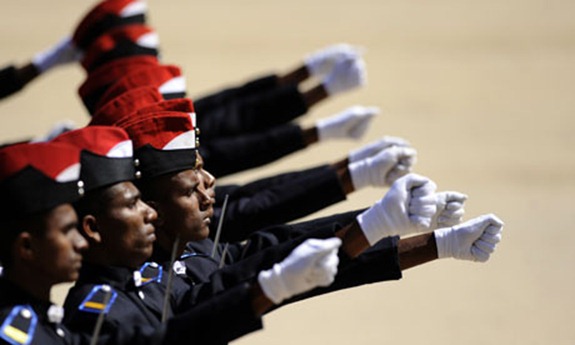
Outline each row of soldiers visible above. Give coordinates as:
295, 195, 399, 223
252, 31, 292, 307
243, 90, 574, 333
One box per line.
0, 0, 504, 344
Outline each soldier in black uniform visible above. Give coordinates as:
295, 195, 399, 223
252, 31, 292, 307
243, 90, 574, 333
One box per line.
120, 110, 503, 308
54, 125, 342, 342
118, 112, 496, 298
0, 140, 280, 345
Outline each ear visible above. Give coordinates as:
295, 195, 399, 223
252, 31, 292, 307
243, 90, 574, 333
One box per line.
81, 215, 102, 243
146, 200, 164, 227
14, 232, 35, 261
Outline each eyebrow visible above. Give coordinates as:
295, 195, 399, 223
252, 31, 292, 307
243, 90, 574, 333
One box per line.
125, 190, 142, 203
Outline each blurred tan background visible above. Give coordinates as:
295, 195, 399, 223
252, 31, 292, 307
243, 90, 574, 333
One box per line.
1, 0, 574, 344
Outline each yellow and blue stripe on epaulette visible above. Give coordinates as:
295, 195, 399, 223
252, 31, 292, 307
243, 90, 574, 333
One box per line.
0, 305, 37, 345
139, 262, 163, 286
78, 285, 118, 314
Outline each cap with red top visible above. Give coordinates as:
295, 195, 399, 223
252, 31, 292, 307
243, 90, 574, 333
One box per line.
119, 111, 199, 180
0, 142, 83, 220
95, 64, 186, 111
114, 97, 195, 129
52, 126, 139, 192
89, 86, 163, 126
79, 55, 159, 114
81, 24, 159, 72
73, 0, 148, 50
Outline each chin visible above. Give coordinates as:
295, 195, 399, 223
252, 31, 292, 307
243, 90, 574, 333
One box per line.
190, 227, 210, 241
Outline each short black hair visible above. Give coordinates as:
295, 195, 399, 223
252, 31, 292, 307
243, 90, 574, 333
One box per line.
0, 211, 48, 267
73, 184, 116, 222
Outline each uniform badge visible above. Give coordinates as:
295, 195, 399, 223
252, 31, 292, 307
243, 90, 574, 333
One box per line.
78, 285, 117, 314
139, 262, 163, 286
0, 305, 37, 345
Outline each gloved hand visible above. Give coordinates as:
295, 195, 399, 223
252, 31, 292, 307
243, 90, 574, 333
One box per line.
349, 146, 417, 190
258, 238, 341, 304
316, 106, 378, 141
357, 173, 437, 245
304, 43, 364, 77
434, 214, 503, 262
32, 36, 82, 73
348, 136, 412, 163
322, 57, 366, 96
430, 191, 468, 229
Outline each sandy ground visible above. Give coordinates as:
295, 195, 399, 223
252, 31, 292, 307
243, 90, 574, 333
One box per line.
1, 1, 574, 344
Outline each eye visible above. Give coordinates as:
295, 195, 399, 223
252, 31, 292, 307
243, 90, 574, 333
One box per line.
129, 197, 140, 209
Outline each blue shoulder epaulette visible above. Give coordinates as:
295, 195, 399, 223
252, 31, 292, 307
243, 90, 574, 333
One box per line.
78, 285, 117, 314
139, 262, 163, 286
0, 305, 37, 345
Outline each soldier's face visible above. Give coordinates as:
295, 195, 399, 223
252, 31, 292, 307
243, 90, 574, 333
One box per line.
195, 154, 216, 200
97, 182, 158, 268
157, 169, 214, 242
29, 204, 87, 284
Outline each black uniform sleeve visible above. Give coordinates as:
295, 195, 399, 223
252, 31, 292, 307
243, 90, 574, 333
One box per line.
199, 124, 306, 178
211, 165, 347, 242
0, 65, 25, 100
180, 226, 338, 306
194, 74, 279, 112
282, 236, 402, 307
166, 283, 263, 345
69, 285, 261, 345
197, 84, 309, 141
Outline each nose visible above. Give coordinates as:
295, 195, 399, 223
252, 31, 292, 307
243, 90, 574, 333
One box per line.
71, 229, 89, 252
196, 184, 215, 209
201, 168, 216, 190
142, 200, 158, 223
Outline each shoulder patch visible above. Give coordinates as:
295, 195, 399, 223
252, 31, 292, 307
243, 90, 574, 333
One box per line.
139, 262, 163, 286
0, 305, 37, 345
172, 260, 187, 275
78, 285, 117, 314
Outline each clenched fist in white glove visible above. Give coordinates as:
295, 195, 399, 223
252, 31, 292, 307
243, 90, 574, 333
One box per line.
258, 238, 342, 304
349, 146, 417, 190
304, 43, 364, 77
32, 36, 82, 73
434, 214, 503, 262
357, 174, 437, 245
430, 191, 468, 229
348, 136, 412, 163
317, 106, 378, 141
322, 57, 367, 96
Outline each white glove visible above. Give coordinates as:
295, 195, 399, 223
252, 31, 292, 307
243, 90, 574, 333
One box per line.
258, 238, 341, 304
430, 191, 468, 229
356, 174, 437, 245
316, 106, 378, 141
322, 57, 366, 96
348, 136, 412, 163
304, 43, 364, 77
349, 146, 417, 190
32, 36, 82, 73
434, 214, 504, 262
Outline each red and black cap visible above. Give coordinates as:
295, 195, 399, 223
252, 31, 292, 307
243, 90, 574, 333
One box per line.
0, 142, 83, 220
113, 97, 195, 128
73, 0, 147, 50
52, 126, 139, 192
95, 64, 186, 111
89, 86, 163, 126
119, 111, 199, 180
81, 24, 159, 72
79, 55, 159, 114
136, 97, 194, 116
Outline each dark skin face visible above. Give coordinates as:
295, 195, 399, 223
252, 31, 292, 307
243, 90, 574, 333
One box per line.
196, 153, 216, 200
154, 167, 214, 243
95, 182, 158, 268
27, 204, 88, 285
